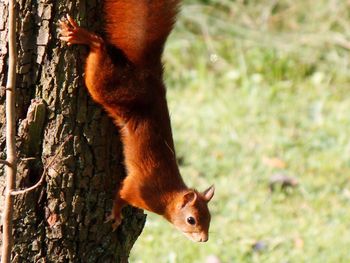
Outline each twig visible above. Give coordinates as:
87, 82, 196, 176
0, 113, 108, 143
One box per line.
21, 157, 36, 162
1, 0, 17, 261
10, 135, 72, 196
0, 159, 12, 167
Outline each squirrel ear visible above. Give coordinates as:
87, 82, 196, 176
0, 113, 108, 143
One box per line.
182, 191, 197, 207
202, 185, 215, 202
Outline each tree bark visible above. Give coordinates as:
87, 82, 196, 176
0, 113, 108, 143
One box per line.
0, 1, 146, 262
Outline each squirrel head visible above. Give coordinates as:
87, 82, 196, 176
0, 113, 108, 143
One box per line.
167, 185, 215, 242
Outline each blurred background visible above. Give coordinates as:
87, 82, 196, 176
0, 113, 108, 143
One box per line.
131, 0, 350, 262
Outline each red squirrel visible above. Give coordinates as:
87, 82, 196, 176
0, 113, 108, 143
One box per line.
59, 0, 214, 242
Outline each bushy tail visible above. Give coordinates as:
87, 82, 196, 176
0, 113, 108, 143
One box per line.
104, 0, 180, 66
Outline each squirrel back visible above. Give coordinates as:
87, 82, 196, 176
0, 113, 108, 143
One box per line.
104, 0, 180, 65
59, 1, 215, 242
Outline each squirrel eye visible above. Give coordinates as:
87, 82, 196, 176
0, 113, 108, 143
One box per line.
186, 216, 196, 225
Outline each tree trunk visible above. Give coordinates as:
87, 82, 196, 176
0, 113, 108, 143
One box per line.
0, 1, 146, 262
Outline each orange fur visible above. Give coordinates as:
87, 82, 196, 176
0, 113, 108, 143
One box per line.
104, 0, 180, 65
59, 0, 214, 242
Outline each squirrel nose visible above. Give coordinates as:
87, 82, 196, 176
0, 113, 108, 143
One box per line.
200, 234, 208, 242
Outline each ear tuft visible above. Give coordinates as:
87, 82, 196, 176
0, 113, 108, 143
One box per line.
202, 185, 215, 202
182, 191, 197, 207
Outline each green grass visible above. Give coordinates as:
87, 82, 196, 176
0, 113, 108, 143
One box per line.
131, 0, 350, 262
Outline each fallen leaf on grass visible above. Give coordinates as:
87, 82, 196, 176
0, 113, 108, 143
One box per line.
294, 237, 304, 249
262, 156, 286, 169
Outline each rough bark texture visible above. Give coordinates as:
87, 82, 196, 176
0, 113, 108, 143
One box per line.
0, 0, 146, 262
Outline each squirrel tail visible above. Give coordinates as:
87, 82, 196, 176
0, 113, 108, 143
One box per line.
104, 0, 180, 66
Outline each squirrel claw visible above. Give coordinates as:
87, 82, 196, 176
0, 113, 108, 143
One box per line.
105, 213, 123, 231
111, 219, 122, 232
58, 14, 103, 49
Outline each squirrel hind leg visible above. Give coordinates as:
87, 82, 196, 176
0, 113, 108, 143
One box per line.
105, 196, 126, 231
59, 15, 103, 50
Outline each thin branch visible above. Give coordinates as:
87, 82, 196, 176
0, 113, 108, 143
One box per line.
0, 159, 12, 167
1, 0, 17, 261
10, 135, 72, 196
21, 157, 36, 162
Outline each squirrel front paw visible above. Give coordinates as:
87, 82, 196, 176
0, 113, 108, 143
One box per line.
59, 15, 103, 49
58, 15, 81, 45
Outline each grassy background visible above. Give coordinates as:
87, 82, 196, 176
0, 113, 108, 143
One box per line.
131, 0, 350, 262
